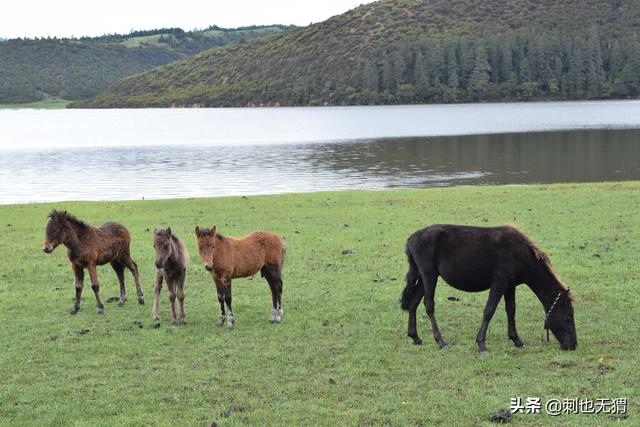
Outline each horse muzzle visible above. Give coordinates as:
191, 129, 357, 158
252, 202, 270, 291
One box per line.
42, 245, 53, 254
204, 264, 214, 272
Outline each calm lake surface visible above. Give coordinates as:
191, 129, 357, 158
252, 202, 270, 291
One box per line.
1, 101, 639, 204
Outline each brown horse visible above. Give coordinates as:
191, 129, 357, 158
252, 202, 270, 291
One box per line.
195, 226, 286, 329
42, 210, 144, 314
152, 227, 189, 324
401, 224, 577, 353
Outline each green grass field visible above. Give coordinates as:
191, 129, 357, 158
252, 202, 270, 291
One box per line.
0, 183, 638, 425
0, 98, 70, 109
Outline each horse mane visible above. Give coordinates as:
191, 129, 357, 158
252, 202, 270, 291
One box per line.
506, 224, 574, 301
198, 228, 225, 241
49, 209, 90, 230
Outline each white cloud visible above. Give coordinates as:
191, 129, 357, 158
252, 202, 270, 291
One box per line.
0, 0, 376, 39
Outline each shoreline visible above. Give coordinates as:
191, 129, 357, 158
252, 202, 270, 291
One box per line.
3, 97, 640, 110
0, 180, 637, 208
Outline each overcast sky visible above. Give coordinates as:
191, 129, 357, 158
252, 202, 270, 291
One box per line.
0, 0, 377, 39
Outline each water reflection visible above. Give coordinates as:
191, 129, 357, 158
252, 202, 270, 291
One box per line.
315, 129, 640, 186
1, 129, 639, 204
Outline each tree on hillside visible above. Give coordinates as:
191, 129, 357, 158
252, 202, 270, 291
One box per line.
469, 44, 491, 100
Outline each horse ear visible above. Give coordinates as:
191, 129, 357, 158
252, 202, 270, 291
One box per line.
166, 227, 172, 236
211, 226, 216, 236
195, 226, 201, 236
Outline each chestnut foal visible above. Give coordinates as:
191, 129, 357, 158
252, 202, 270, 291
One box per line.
195, 226, 286, 329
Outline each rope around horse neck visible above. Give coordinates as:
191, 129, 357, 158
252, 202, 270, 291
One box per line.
543, 290, 563, 342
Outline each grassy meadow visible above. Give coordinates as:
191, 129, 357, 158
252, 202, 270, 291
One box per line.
0, 98, 70, 109
0, 183, 638, 425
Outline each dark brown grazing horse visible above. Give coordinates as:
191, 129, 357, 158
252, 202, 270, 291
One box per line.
195, 226, 286, 329
152, 227, 189, 324
43, 210, 144, 314
401, 224, 577, 353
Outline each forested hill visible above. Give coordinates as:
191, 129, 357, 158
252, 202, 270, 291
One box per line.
79, 0, 640, 108
0, 25, 294, 103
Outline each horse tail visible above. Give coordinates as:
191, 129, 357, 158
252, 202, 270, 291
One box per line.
280, 244, 286, 274
400, 243, 421, 311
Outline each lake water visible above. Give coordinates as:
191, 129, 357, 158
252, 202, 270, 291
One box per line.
1, 101, 639, 204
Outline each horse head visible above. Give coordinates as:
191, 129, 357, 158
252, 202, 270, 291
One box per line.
195, 226, 217, 272
545, 288, 577, 350
153, 227, 173, 269
43, 210, 69, 253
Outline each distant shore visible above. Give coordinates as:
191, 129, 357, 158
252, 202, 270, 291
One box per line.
0, 98, 70, 109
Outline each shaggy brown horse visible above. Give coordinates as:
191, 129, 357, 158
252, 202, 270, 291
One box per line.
42, 210, 144, 314
195, 226, 285, 329
152, 227, 189, 324
401, 224, 577, 353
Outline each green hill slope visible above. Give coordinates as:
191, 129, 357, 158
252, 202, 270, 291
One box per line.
79, 0, 640, 108
0, 26, 294, 103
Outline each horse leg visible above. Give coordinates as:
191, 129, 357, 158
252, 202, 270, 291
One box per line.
422, 272, 448, 349
407, 279, 425, 345
273, 266, 283, 322
267, 265, 284, 323
111, 261, 127, 306
87, 264, 105, 315
476, 283, 507, 353
214, 278, 226, 327
122, 255, 144, 305
152, 269, 163, 321
167, 279, 177, 324
177, 272, 186, 324
70, 264, 84, 315
224, 280, 235, 330
262, 267, 278, 323
504, 285, 525, 348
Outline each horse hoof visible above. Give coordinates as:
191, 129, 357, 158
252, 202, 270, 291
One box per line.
516, 342, 525, 348
216, 317, 226, 327
439, 343, 449, 350
69, 307, 79, 315
479, 349, 490, 355
226, 324, 234, 330
412, 338, 423, 346
96, 308, 104, 315
138, 297, 145, 305
117, 302, 125, 308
